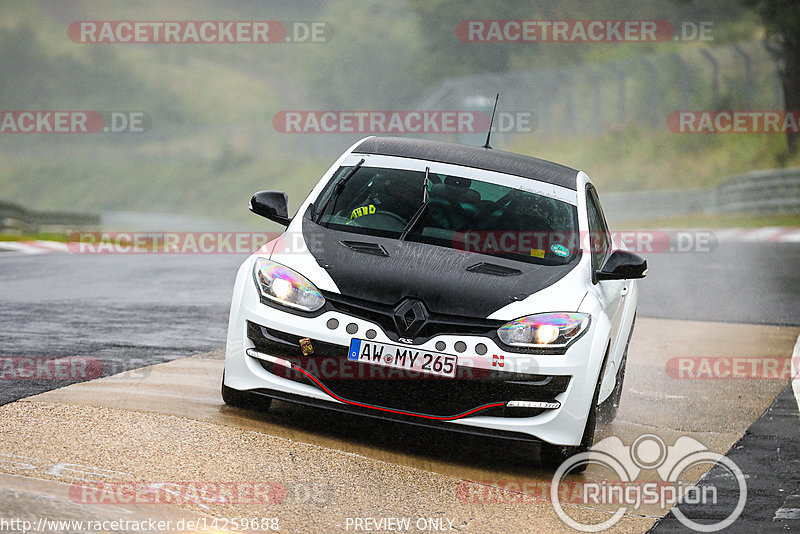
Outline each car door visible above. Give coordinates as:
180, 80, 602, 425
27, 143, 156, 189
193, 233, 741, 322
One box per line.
586, 186, 626, 365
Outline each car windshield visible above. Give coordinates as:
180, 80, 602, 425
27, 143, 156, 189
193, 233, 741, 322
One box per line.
314, 165, 579, 265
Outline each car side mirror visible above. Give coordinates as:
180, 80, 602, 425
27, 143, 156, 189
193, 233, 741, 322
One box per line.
597, 250, 647, 280
249, 191, 290, 226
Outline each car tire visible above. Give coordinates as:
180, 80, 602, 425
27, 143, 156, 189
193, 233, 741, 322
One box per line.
598, 316, 635, 424
539, 365, 602, 473
221, 372, 272, 411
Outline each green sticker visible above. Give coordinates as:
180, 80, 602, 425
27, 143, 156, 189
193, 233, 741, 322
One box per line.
551, 243, 569, 257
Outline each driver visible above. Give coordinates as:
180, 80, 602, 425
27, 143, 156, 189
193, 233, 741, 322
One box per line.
350, 175, 420, 223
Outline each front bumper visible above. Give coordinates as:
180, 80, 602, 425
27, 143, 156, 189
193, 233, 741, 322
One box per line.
224, 259, 610, 446
246, 321, 571, 420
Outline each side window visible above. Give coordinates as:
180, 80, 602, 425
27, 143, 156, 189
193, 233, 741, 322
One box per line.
586, 189, 610, 271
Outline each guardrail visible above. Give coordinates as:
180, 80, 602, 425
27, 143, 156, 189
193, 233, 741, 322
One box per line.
0, 201, 99, 234
602, 167, 800, 224
3, 167, 798, 232
717, 167, 800, 215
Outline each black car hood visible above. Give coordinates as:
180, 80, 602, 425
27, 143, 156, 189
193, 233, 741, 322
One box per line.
302, 216, 579, 319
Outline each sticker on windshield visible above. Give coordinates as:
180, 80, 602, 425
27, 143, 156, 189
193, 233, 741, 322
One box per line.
551, 243, 569, 257
530, 248, 545, 258
350, 204, 376, 219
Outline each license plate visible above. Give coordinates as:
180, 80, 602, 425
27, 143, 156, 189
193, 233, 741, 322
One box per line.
348, 339, 458, 378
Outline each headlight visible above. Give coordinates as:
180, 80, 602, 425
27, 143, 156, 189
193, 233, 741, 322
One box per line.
497, 312, 590, 348
253, 258, 325, 312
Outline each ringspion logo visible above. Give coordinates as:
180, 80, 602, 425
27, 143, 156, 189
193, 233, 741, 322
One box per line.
551, 434, 746, 532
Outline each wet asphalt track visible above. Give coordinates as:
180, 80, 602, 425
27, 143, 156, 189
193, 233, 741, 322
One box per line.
2, 241, 799, 406
1, 241, 799, 532
0, 253, 239, 405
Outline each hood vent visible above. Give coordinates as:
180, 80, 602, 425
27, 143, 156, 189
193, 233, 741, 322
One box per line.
466, 262, 523, 277
339, 240, 389, 257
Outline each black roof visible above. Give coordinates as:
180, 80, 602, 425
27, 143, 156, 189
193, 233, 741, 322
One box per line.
353, 137, 578, 190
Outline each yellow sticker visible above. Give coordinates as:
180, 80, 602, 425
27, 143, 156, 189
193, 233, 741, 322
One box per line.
299, 337, 314, 356
530, 248, 545, 258
350, 204, 376, 219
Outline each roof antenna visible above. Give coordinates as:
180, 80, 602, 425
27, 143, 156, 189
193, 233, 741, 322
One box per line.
482, 93, 499, 149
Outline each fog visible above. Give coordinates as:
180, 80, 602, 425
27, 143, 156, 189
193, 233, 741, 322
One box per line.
0, 0, 795, 228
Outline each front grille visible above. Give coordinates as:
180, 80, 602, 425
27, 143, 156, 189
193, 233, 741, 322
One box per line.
247, 321, 570, 419
247, 321, 348, 360
321, 291, 504, 344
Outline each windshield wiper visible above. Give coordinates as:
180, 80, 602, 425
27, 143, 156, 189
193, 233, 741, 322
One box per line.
314, 158, 365, 224
399, 167, 430, 241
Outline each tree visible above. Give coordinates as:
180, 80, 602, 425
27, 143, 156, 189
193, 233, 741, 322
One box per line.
745, 0, 800, 153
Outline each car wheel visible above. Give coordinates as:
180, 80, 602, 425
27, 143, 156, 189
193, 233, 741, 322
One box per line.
221, 372, 272, 411
598, 316, 635, 424
539, 367, 602, 473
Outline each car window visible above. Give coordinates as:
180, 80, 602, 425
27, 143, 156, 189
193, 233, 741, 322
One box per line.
315, 166, 427, 234
586, 188, 610, 270
315, 165, 579, 265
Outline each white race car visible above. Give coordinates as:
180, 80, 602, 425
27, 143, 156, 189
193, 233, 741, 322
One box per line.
222, 136, 646, 468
